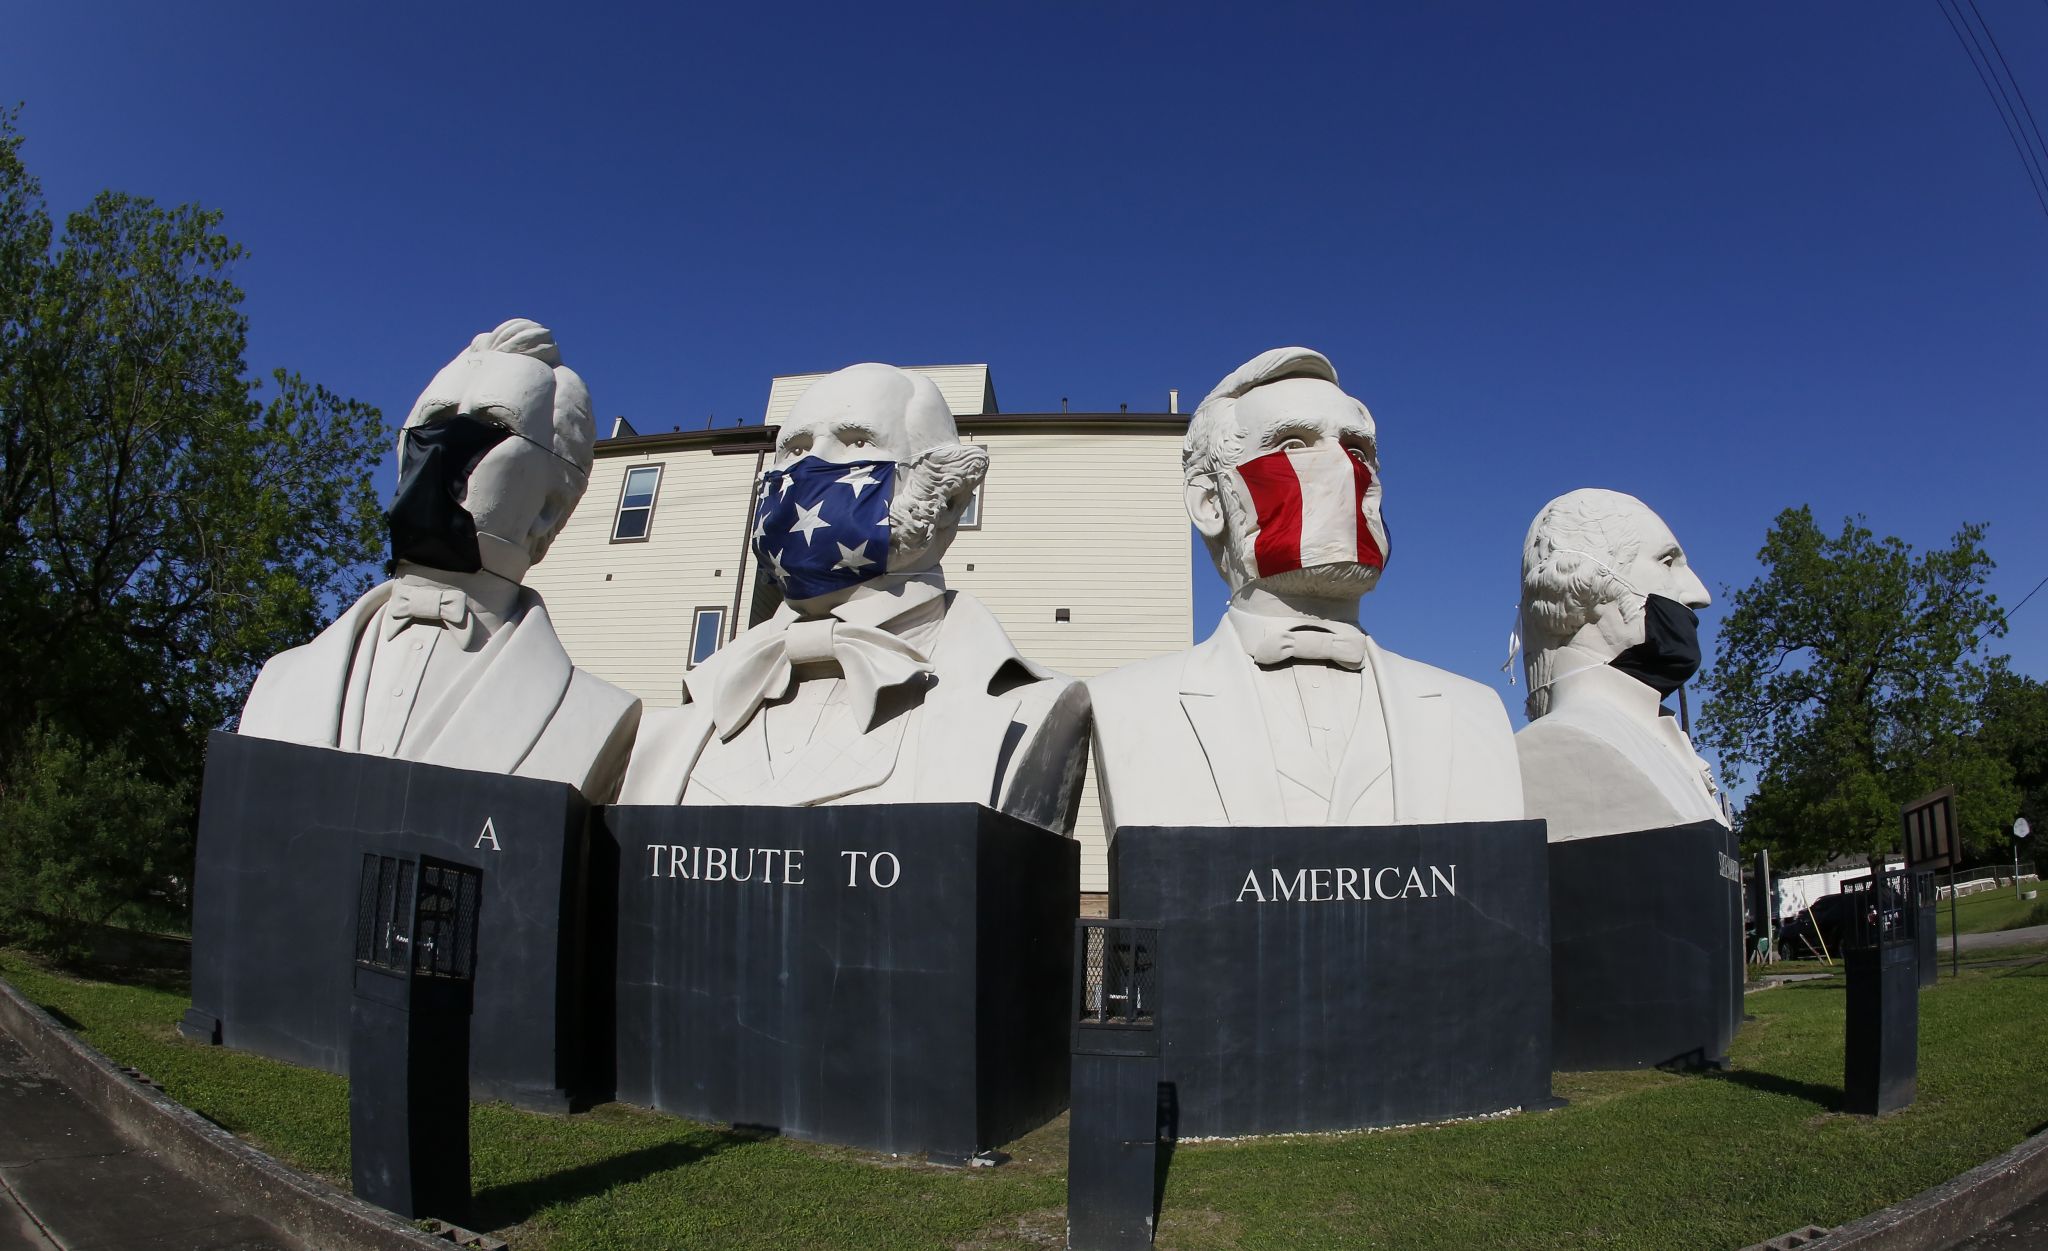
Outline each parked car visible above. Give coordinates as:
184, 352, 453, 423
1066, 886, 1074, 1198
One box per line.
1777, 892, 1847, 958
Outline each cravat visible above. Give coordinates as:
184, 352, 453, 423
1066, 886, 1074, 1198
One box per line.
704, 616, 934, 741
383, 583, 474, 645
1249, 628, 1367, 670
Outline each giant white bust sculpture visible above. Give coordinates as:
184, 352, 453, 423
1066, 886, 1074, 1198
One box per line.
616, 363, 1090, 831
238, 319, 642, 801
1087, 347, 1521, 830
1515, 488, 1726, 840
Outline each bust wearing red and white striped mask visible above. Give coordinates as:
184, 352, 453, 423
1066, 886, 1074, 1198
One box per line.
1086, 347, 1523, 831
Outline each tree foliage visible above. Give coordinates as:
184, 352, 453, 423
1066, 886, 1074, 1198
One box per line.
1979, 669, 2048, 838
0, 109, 386, 947
1697, 506, 2018, 870
0, 724, 189, 961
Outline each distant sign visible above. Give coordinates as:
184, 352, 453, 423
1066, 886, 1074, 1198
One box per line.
1903, 787, 1958, 871
2017, 818, 2031, 841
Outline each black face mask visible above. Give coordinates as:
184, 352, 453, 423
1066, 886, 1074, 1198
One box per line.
387, 416, 514, 573
1609, 593, 1701, 698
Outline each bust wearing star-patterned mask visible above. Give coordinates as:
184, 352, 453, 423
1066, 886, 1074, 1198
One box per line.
617, 363, 1091, 832
236, 319, 642, 801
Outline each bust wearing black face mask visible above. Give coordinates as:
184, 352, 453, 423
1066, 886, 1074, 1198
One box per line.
1514, 488, 1726, 840
237, 320, 641, 802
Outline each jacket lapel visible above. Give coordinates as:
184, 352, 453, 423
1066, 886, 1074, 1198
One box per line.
617, 705, 717, 805
908, 592, 1030, 805
417, 594, 574, 777
240, 583, 392, 748
1368, 638, 1453, 823
1178, 622, 1284, 824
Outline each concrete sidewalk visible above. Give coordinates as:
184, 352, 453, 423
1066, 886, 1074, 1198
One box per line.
0, 1027, 290, 1251
1956, 924, 2048, 953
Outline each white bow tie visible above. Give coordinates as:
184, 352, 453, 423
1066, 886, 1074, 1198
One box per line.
702, 616, 934, 740
383, 583, 475, 644
1250, 627, 1367, 670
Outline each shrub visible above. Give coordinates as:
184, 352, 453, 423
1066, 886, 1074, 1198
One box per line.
0, 723, 191, 961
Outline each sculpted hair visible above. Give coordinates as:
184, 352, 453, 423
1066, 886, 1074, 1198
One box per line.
1182, 347, 1341, 482
465, 319, 595, 562
889, 440, 989, 564
473, 318, 596, 475
1520, 488, 1649, 718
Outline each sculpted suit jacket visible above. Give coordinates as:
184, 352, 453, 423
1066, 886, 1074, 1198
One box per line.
1086, 616, 1524, 831
238, 580, 643, 802
616, 590, 1092, 835
1517, 699, 1727, 841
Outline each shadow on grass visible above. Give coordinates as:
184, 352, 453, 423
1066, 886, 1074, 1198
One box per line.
469, 1132, 751, 1227
1703, 1068, 1840, 1111
37, 1002, 85, 1031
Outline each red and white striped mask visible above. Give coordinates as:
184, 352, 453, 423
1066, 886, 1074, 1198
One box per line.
1228, 442, 1389, 580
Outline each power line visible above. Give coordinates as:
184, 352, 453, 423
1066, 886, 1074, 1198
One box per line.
1969, 570, 2048, 652
1967, 0, 2048, 165
2006, 571, 2048, 621
1936, 0, 2048, 222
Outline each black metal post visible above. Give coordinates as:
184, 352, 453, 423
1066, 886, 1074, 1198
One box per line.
349, 852, 483, 1222
1842, 869, 1918, 1116
1949, 866, 1959, 978
1069, 919, 1163, 1251
1914, 871, 1938, 989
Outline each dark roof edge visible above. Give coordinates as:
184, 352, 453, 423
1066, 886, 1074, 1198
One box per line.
596, 412, 1186, 456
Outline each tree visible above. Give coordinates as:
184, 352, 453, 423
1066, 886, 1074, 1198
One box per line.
1697, 507, 2018, 870
0, 108, 387, 945
1979, 669, 2048, 836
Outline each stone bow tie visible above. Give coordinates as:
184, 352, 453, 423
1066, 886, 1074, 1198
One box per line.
383, 584, 472, 642
1250, 628, 1367, 670
706, 617, 935, 740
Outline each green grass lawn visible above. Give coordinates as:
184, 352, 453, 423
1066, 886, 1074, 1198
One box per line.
1932, 885, 2048, 937
4, 950, 2046, 1251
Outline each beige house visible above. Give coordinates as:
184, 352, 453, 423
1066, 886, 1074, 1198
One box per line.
524, 365, 1192, 895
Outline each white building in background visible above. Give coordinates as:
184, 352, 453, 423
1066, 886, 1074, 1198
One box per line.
523, 365, 1192, 897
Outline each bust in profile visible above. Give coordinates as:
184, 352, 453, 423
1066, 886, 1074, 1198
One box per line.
1515, 488, 1726, 840
237, 319, 641, 801
616, 363, 1090, 832
1087, 347, 1522, 830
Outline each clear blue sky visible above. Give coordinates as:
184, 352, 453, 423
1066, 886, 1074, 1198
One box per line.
8, 3, 2046, 783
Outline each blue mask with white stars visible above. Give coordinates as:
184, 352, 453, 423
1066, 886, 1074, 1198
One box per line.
752, 456, 897, 601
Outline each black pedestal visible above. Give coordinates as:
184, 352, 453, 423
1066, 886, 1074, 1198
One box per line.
349, 969, 472, 1221
1844, 941, 1918, 1115
183, 732, 593, 1109
1109, 820, 1553, 1138
605, 803, 1079, 1161
1548, 820, 1745, 1071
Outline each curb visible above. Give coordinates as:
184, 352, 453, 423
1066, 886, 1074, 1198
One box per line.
1745, 1127, 2048, 1251
0, 974, 449, 1251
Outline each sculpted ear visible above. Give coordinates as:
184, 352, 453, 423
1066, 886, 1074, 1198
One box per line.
1186, 475, 1227, 541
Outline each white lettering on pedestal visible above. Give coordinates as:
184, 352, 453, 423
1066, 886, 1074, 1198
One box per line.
840, 850, 902, 888
642, 845, 866, 889
1235, 864, 1460, 904
475, 818, 501, 852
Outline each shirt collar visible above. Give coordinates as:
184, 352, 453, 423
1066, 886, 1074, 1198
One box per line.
777, 572, 948, 636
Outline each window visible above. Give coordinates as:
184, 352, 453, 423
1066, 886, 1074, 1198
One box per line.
611, 464, 663, 541
956, 444, 986, 529
689, 607, 727, 667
